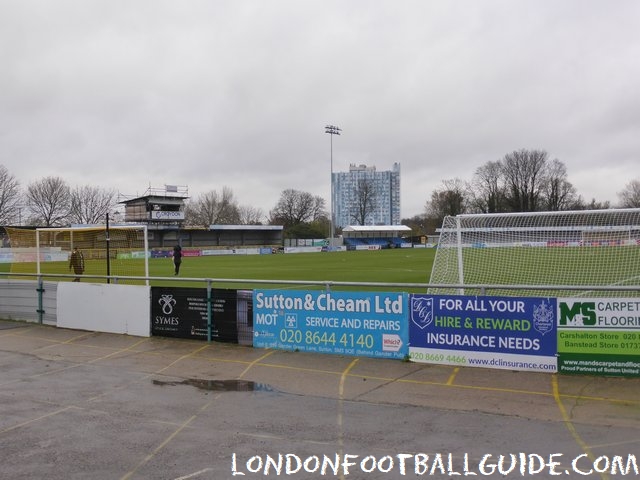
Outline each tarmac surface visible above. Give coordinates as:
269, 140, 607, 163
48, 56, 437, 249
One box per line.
0, 319, 639, 479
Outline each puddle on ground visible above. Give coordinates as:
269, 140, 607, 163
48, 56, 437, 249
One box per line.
152, 378, 274, 392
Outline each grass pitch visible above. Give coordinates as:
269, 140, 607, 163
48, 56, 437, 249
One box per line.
154, 248, 435, 291
5, 244, 639, 295
2, 248, 436, 292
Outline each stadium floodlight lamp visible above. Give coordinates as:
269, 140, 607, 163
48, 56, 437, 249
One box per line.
325, 125, 342, 245
325, 125, 342, 136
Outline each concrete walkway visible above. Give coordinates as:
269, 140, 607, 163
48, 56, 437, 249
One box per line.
0, 320, 638, 479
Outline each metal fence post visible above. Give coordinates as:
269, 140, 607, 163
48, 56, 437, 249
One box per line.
36, 275, 44, 324
207, 279, 212, 343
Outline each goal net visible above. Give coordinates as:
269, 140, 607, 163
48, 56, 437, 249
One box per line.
429, 208, 640, 297
4, 225, 149, 284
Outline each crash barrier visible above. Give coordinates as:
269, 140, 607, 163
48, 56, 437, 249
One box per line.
1, 275, 638, 377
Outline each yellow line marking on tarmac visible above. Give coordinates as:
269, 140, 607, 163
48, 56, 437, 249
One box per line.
30, 332, 96, 352
60, 331, 95, 343
90, 344, 633, 408
120, 399, 216, 480
552, 375, 609, 480
154, 344, 211, 374
0, 363, 84, 388
0, 324, 37, 335
446, 367, 459, 385
85, 343, 211, 403
237, 349, 276, 379
0, 406, 77, 435
248, 361, 639, 407
0, 335, 150, 389
237, 431, 335, 446
339, 358, 360, 399
31, 331, 96, 351
120, 414, 199, 480
338, 358, 359, 480
87, 337, 151, 363
173, 468, 213, 480
1, 331, 64, 344
236, 360, 343, 376
589, 438, 640, 449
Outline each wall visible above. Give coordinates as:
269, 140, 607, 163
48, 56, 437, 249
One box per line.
57, 283, 150, 336
0, 279, 57, 325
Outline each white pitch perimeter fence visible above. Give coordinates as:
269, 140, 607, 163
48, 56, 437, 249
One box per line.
1, 272, 638, 332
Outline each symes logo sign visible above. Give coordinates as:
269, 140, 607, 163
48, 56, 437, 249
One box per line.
158, 294, 176, 315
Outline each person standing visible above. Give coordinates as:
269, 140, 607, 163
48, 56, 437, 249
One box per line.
172, 245, 182, 275
69, 247, 85, 282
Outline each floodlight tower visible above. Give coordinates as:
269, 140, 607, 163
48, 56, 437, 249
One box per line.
325, 124, 341, 245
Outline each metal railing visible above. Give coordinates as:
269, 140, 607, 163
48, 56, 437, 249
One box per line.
2, 270, 640, 292
1, 272, 638, 331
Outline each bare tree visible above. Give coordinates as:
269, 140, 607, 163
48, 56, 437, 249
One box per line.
427, 150, 603, 215
469, 161, 507, 213
269, 189, 326, 228
541, 158, 578, 211
401, 214, 438, 236
618, 179, 640, 208
571, 197, 611, 210
471, 153, 578, 213
184, 186, 240, 227
26, 176, 71, 226
68, 185, 117, 224
501, 149, 548, 212
350, 178, 377, 225
425, 178, 468, 226
0, 165, 22, 224
237, 205, 264, 225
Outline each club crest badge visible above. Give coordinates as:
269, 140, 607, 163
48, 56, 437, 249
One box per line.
411, 296, 434, 330
533, 300, 554, 336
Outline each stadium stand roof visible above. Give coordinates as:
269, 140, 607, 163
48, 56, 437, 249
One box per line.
342, 225, 411, 233
209, 225, 283, 231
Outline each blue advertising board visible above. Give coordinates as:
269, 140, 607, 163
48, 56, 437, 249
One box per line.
253, 289, 408, 359
409, 294, 557, 372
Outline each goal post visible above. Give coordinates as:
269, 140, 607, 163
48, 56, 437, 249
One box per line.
5, 225, 149, 284
429, 208, 640, 297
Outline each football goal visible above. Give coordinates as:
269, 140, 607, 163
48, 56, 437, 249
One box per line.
4, 225, 149, 284
428, 208, 640, 297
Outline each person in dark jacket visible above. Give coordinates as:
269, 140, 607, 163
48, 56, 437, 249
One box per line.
172, 245, 182, 275
69, 247, 85, 282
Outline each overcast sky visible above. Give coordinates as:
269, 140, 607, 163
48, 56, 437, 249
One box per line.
1, 0, 639, 220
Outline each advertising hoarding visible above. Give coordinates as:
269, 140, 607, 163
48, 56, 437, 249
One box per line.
409, 294, 557, 372
151, 287, 238, 342
253, 289, 408, 359
557, 297, 640, 377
